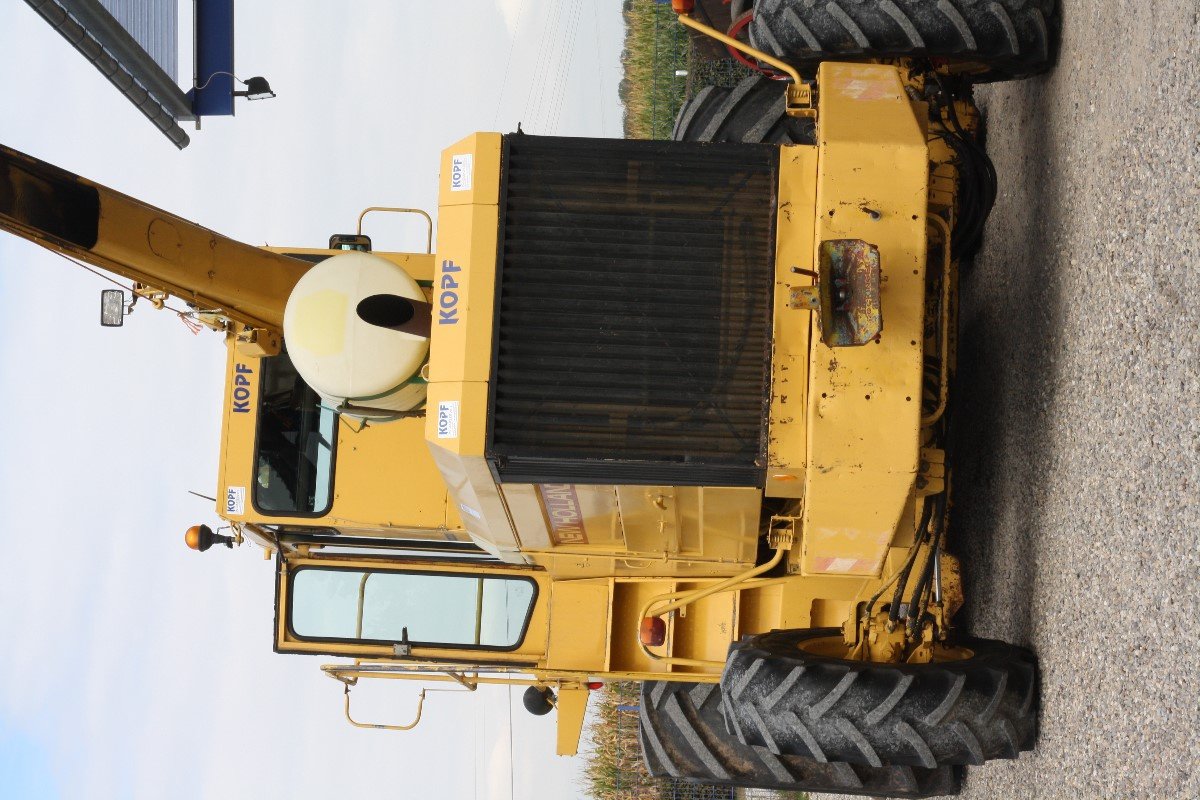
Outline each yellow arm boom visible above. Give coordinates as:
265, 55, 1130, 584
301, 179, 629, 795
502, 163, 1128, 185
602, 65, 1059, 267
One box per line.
0, 143, 306, 334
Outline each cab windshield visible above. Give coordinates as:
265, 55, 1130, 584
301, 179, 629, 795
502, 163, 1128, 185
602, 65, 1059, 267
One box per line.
253, 351, 337, 515
289, 568, 536, 650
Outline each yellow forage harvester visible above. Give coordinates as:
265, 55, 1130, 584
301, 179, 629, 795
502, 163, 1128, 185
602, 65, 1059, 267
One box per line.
1, 1, 1060, 794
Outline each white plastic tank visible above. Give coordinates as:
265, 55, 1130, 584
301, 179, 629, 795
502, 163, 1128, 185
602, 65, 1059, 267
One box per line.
283, 251, 429, 417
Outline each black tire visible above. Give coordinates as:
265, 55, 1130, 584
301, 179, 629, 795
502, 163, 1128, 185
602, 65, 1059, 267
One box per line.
748, 0, 1059, 82
672, 75, 816, 144
720, 628, 1038, 768
639, 679, 961, 797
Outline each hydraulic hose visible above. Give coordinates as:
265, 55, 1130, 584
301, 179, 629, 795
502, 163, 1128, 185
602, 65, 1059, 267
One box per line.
887, 497, 937, 624
863, 497, 933, 623
906, 496, 947, 634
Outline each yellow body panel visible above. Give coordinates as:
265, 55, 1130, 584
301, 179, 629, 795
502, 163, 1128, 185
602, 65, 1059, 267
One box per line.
501, 484, 624, 551
428, 132, 502, 385
215, 341, 463, 534
545, 579, 613, 672
423, 382, 522, 561
215, 345, 261, 521
424, 381, 489, 457
421, 134, 521, 559
765, 145, 819, 496
554, 687, 591, 756
501, 484, 761, 573
438, 132, 502, 207
802, 63, 929, 577
427, 204, 500, 384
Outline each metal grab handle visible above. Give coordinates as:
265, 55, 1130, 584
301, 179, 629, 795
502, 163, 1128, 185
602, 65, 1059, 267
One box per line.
342, 684, 427, 731
637, 529, 795, 669
357, 206, 434, 254
674, 13, 803, 85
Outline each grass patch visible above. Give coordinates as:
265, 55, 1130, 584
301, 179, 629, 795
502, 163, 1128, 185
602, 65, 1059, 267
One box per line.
620, 2, 759, 139
620, 0, 690, 139
581, 683, 808, 800
582, 683, 663, 799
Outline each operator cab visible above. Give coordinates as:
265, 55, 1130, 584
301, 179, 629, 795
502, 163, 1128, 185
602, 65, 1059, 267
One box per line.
210, 245, 477, 551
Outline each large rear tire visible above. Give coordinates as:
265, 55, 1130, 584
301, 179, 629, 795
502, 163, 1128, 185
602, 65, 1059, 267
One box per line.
748, 0, 1059, 82
672, 75, 816, 144
639, 679, 961, 797
720, 628, 1038, 768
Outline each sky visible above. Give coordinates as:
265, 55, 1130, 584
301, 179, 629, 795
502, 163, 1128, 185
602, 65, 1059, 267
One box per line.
0, 2, 625, 798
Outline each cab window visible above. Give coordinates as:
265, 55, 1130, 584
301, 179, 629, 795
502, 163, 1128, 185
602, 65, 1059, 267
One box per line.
253, 352, 337, 515
289, 568, 536, 650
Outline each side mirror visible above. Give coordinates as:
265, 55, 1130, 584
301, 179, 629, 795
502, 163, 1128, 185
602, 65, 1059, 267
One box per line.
100, 289, 125, 327
328, 233, 372, 252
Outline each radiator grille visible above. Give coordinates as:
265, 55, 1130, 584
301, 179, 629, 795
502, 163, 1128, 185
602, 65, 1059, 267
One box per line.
487, 135, 778, 486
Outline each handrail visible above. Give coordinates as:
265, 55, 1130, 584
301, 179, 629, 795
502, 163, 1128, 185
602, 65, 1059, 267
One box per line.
342, 685, 426, 731
357, 206, 434, 254
354, 572, 370, 639
674, 13, 803, 86
636, 532, 794, 669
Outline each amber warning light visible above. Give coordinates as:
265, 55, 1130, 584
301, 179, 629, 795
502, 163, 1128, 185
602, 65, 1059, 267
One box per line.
639, 617, 666, 647
185, 524, 235, 552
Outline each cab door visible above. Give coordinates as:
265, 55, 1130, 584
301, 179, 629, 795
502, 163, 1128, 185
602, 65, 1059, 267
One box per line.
274, 554, 549, 666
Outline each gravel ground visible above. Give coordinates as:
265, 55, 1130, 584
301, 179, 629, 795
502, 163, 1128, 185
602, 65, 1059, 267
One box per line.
815, 2, 1200, 798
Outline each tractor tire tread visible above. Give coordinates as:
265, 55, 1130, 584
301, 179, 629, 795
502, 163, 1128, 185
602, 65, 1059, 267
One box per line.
639, 679, 961, 797
719, 629, 1038, 768
672, 75, 815, 145
748, 0, 1059, 81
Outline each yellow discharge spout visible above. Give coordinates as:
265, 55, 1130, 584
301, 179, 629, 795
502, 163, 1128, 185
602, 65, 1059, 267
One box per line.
0, 143, 308, 335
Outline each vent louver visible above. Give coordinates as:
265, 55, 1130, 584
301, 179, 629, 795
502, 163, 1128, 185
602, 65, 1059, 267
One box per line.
488, 135, 778, 487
